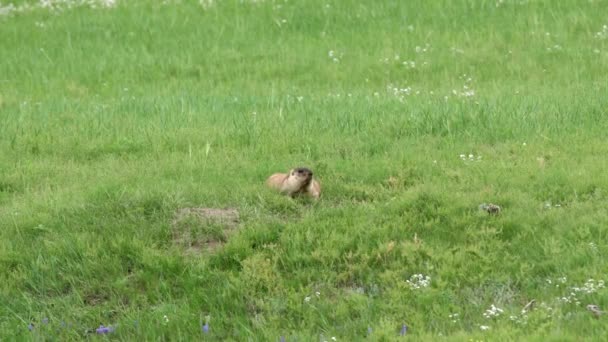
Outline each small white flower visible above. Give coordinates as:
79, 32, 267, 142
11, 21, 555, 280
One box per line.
589, 242, 598, 251
304, 296, 311, 303
402, 60, 415, 68
480, 325, 490, 331
406, 274, 431, 289
595, 24, 608, 39
448, 313, 459, 323
328, 50, 342, 63
483, 304, 503, 318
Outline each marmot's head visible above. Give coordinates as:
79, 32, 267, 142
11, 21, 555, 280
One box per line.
290, 167, 313, 186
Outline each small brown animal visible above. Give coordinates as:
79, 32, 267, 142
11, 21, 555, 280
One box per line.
521, 299, 536, 314
479, 203, 501, 215
266, 167, 321, 199
587, 304, 605, 318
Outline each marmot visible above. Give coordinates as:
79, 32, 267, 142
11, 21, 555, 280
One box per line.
479, 203, 501, 215
266, 167, 321, 199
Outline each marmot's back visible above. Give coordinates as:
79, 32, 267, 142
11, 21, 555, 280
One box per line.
266, 173, 289, 191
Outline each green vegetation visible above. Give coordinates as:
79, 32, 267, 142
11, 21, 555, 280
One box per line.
1, 0, 608, 340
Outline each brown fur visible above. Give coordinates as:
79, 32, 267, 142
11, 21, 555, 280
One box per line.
266, 167, 321, 199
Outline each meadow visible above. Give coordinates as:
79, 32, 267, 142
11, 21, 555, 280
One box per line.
1, 0, 608, 340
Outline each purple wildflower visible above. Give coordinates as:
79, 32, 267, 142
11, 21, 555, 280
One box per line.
96, 325, 115, 334
400, 324, 407, 336
280, 336, 286, 342
202, 322, 209, 333
28, 323, 34, 331
367, 326, 372, 335
42, 318, 49, 324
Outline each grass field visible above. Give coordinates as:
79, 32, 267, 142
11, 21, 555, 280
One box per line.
2, 0, 608, 340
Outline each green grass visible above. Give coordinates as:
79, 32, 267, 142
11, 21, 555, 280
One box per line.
1, 0, 608, 340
